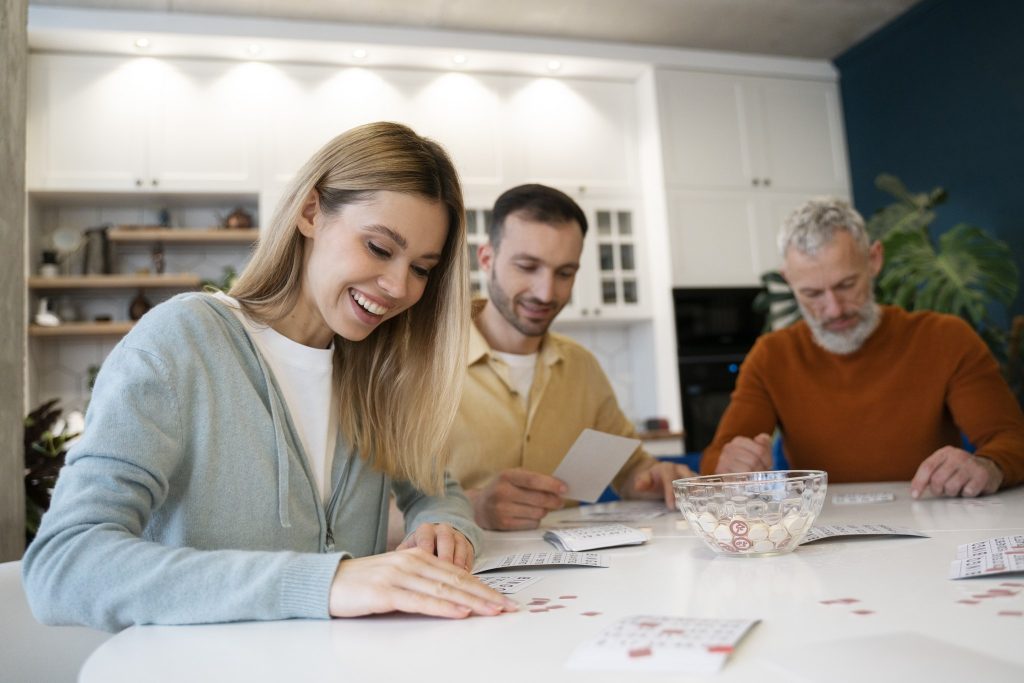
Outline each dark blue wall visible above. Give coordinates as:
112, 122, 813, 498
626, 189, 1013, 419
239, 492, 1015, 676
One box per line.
835, 0, 1024, 319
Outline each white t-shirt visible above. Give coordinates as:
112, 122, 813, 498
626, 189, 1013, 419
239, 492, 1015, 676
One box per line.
214, 292, 336, 503
490, 350, 538, 409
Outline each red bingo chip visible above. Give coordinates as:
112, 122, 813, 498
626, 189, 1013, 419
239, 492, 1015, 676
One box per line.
729, 520, 750, 536
733, 537, 753, 550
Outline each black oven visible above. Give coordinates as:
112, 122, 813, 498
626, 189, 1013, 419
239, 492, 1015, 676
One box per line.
673, 287, 764, 453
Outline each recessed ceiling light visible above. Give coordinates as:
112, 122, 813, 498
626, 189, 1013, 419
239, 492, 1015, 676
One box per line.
546, 59, 562, 72
247, 44, 262, 56
352, 48, 368, 60
134, 38, 150, 49
452, 54, 468, 65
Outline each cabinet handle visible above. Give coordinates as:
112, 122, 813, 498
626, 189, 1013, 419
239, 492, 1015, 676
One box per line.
581, 308, 589, 316
763, 178, 771, 187
135, 179, 143, 187
752, 178, 760, 187
594, 308, 601, 316
151, 179, 159, 187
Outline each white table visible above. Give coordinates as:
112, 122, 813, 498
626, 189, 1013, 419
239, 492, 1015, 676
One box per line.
80, 483, 1024, 682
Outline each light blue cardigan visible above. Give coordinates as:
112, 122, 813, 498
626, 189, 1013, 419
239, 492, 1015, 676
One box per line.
23, 293, 482, 632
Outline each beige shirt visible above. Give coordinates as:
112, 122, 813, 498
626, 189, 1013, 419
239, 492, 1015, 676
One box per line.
447, 304, 654, 494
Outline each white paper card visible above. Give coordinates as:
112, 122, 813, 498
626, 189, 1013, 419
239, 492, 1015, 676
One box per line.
544, 524, 648, 552
566, 615, 758, 674
956, 535, 1024, 559
551, 428, 641, 503
799, 523, 929, 544
832, 491, 895, 505
578, 500, 671, 522
949, 552, 1024, 579
550, 500, 669, 525
472, 551, 609, 574
476, 575, 542, 594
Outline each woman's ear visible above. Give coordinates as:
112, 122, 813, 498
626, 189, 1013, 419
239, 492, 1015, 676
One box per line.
297, 189, 319, 238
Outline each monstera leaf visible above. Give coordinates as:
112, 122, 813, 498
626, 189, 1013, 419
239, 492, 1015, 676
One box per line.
878, 223, 1018, 352
866, 174, 947, 241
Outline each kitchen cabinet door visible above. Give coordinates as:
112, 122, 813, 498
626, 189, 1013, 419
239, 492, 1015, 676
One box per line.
263, 64, 410, 186
561, 201, 649, 322
146, 59, 261, 191
657, 69, 848, 194
506, 78, 638, 191
667, 189, 850, 286
755, 77, 849, 192
657, 70, 756, 191
668, 190, 761, 286
27, 54, 148, 191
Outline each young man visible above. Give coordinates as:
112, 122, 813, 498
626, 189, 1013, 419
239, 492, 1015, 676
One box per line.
447, 184, 694, 530
700, 197, 1024, 498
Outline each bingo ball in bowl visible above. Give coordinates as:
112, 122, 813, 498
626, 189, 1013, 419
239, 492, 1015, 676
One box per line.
673, 470, 827, 557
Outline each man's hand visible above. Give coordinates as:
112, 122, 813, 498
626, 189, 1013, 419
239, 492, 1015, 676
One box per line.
911, 447, 1004, 499
396, 523, 474, 571
714, 433, 773, 474
466, 468, 566, 531
329, 548, 517, 619
624, 461, 696, 508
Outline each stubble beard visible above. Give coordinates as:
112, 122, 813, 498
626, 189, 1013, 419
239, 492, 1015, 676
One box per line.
488, 270, 558, 338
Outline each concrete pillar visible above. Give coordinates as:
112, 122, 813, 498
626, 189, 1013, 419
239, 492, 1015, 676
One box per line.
0, 0, 28, 561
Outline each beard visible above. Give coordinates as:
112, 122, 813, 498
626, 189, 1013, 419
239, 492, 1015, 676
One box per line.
799, 295, 882, 355
487, 269, 563, 338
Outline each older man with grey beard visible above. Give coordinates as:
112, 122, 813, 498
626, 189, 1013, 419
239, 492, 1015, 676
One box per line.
699, 197, 1024, 498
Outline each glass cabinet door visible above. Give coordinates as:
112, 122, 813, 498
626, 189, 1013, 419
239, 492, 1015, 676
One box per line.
594, 208, 640, 309
464, 207, 492, 298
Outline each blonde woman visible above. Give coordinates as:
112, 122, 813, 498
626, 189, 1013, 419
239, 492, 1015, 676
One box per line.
23, 122, 516, 632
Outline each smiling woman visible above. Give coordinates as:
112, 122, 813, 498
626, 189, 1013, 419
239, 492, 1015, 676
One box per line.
22, 122, 517, 632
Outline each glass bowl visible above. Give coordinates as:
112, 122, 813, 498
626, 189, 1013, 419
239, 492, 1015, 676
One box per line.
673, 470, 828, 557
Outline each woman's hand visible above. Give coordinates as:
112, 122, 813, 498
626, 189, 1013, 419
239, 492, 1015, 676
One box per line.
397, 522, 474, 570
328, 548, 517, 619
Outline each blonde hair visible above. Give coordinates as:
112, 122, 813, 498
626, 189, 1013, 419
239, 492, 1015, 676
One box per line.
230, 122, 469, 494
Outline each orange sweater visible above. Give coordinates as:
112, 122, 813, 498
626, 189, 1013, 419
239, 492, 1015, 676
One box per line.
700, 306, 1024, 488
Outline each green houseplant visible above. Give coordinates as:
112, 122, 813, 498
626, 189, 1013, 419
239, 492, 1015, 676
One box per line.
755, 173, 1021, 402
24, 399, 82, 544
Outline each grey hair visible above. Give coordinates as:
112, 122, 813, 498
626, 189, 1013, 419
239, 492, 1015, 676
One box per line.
777, 197, 869, 258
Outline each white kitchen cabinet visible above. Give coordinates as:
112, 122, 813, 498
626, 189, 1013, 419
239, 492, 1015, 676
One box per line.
657, 68, 851, 286
505, 78, 639, 191
657, 69, 848, 193
261, 65, 637, 194
27, 54, 260, 192
667, 189, 829, 286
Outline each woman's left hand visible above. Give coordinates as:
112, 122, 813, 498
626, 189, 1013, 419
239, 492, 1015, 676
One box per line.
397, 523, 474, 571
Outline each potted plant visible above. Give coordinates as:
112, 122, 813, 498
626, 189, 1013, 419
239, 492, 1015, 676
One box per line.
24, 399, 82, 544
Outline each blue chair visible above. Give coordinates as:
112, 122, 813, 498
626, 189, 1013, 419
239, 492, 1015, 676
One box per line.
772, 433, 790, 469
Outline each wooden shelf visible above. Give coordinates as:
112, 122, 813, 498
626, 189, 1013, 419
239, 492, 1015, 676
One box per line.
29, 322, 135, 338
28, 274, 203, 290
108, 227, 259, 244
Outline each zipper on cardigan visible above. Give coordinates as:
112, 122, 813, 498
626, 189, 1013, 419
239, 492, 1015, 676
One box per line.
325, 525, 335, 552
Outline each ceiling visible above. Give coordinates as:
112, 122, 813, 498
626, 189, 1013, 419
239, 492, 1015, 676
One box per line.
29, 0, 922, 60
